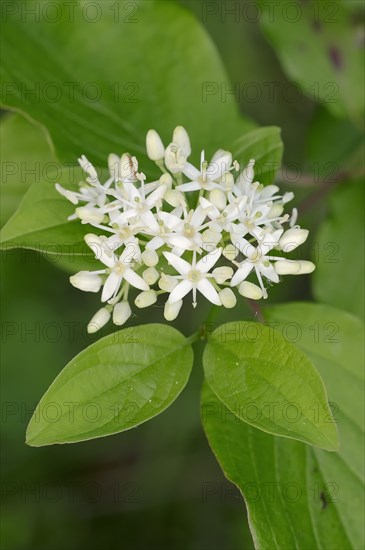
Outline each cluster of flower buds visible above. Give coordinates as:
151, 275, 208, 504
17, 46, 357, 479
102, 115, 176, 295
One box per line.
56, 126, 315, 333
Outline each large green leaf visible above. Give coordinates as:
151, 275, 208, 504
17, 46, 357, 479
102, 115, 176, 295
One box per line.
0, 113, 55, 226
202, 303, 364, 549
1, 0, 253, 167
313, 181, 364, 319
26, 324, 194, 446
203, 321, 339, 451
258, 0, 364, 122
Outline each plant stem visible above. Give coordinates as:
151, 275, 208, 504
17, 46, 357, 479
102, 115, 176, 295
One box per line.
245, 298, 265, 323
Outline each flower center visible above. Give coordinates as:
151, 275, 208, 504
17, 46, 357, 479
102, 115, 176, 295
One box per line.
114, 262, 126, 275
250, 250, 262, 263
188, 269, 201, 282
184, 223, 195, 237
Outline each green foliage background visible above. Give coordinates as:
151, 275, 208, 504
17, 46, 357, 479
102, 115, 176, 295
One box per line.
1, 1, 364, 548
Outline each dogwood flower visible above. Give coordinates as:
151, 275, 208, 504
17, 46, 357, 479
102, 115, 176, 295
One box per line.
163, 249, 222, 307
177, 149, 232, 192
56, 125, 315, 330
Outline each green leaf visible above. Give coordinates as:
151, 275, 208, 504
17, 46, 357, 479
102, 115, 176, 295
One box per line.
1, 0, 253, 167
202, 374, 363, 550
0, 113, 56, 226
26, 324, 194, 446
230, 126, 283, 184
313, 181, 364, 319
202, 304, 364, 549
0, 171, 88, 255
203, 321, 339, 451
258, 0, 364, 122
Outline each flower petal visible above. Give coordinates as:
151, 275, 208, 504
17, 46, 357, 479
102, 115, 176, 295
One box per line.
124, 268, 149, 290
168, 280, 193, 303
176, 181, 201, 192
258, 262, 279, 283
101, 271, 121, 302
182, 162, 201, 181
231, 262, 253, 286
197, 278, 221, 305
163, 252, 191, 275
196, 248, 222, 273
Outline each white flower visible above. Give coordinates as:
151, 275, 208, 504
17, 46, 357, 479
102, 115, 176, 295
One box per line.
56, 155, 114, 220
109, 179, 166, 231
163, 249, 222, 307
156, 206, 210, 253
200, 196, 245, 234
177, 149, 232, 192
231, 230, 283, 298
84, 235, 148, 303
57, 126, 315, 322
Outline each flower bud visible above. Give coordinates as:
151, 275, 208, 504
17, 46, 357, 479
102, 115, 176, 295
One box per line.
209, 189, 227, 210
78, 155, 98, 180
142, 249, 159, 267
159, 173, 173, 189
219, 288, 237, 308
108, 153, 120, 181
202, 229, 221, 245
223, 244, 238, 261
112, 301, 132, 326
164, 299, 183, 321
70, 271, 102, 293
279, 228, 309, 252
282, 192, 294, 204
76, 206, 105, 225
143, 267, 159, 285
236, 159, 255, 190
164, 143, 187, 173
87, 307, 111, 334
275, 260, 315, 275
146, 129, 165, 161
120, 153, 138, 182
135, 289, 157, 308
158, 274, 178, 292
238, 281, 263, 300
260, 184, 279, 199
212, 266, 233, 284
165, 189, 185, 208
173, 126, 191, 157
268, 204, 284, 219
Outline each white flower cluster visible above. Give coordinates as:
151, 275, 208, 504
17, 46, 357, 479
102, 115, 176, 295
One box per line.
56, 126, 315, 333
